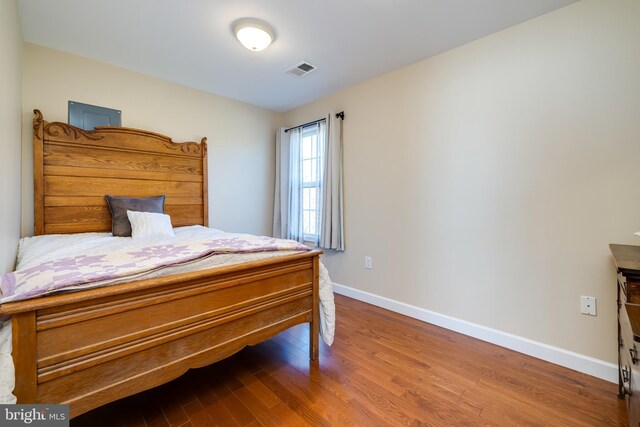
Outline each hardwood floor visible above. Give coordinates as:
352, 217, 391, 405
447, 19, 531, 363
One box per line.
71, 294, 626, 426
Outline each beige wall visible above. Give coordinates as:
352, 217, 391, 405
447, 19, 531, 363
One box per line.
284, 0, 640, 363
22, 43, 282, 237
0, 0, 23, 272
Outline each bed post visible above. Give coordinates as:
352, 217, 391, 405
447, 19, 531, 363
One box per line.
33, 110, 45, 236
12, 312, 37, 403
201, 137, 209, 227
310, 255, 320, 360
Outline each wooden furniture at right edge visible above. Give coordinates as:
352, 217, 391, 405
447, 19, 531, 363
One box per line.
610, 244, 640, 426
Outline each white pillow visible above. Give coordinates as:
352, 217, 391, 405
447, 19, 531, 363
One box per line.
126, 210, 175, 239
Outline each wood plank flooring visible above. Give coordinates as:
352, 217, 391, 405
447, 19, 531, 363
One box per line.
71, 294, 626, 426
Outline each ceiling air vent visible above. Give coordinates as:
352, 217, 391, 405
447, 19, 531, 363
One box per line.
286, 61, 317, 77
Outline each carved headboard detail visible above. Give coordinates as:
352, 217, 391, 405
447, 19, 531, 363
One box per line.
33, 109, 208, 235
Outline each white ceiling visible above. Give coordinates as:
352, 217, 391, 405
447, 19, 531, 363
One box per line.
18, 0, 577, 112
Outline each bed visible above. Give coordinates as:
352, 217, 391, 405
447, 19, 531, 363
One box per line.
0, 110, 328, 418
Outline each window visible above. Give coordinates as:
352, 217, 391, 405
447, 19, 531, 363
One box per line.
301, 125, 323, 243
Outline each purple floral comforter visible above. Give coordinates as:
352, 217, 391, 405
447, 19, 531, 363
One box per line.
0, 232, 309, 304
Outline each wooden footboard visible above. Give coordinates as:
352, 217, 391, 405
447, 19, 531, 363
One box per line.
1, 251, 321, 418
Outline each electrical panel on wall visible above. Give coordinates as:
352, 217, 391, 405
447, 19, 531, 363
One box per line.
68, 101, 121, 130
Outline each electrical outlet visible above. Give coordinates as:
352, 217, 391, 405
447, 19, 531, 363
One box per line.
364, 256, 372, 269
580, 296, 596, 316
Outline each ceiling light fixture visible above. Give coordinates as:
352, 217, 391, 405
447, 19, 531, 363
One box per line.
233, 18, 275, 52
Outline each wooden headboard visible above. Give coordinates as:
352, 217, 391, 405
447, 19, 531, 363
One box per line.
33, 110, 208, 235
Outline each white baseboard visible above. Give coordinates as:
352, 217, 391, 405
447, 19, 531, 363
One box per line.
332, 282, 617, 383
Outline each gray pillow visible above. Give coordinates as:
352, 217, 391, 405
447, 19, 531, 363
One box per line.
105, 195, 166, 237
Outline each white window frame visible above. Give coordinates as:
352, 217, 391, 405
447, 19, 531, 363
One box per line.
300, 125, 322, 243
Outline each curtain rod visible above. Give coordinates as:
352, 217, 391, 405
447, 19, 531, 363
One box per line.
284, 111, 345, 133
284, 118, 325, 133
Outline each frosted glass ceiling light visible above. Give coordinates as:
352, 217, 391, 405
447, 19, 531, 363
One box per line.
233, 19, 275, 52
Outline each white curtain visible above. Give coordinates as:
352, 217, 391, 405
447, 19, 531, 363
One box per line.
272, 127, 304, 242
287, 128, 304, 241
319, 113, 345, 251
272, 128, 288, 238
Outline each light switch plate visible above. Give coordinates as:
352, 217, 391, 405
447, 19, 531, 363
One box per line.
364, 256, 372, 269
